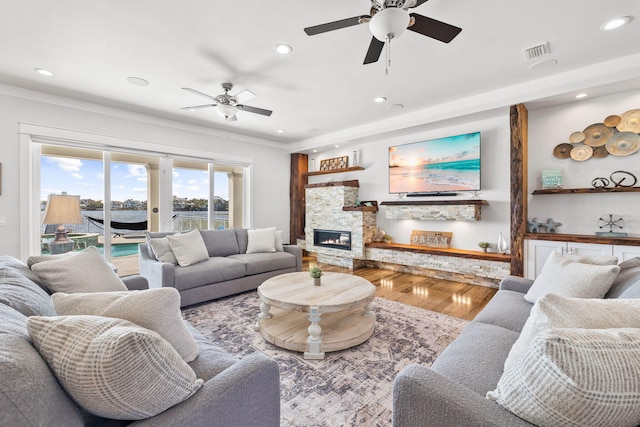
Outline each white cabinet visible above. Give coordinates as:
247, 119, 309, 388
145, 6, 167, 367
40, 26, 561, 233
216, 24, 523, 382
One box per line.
524, 239, 621, 279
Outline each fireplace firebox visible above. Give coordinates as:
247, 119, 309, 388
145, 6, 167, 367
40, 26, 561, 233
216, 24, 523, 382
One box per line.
314, 229, 352, 251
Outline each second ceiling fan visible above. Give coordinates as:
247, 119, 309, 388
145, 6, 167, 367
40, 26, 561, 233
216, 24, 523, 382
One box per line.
304, 0, 462, 65
181, 83, 273, 122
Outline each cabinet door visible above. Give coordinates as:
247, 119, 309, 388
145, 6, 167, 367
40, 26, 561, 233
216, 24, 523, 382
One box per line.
613, 245, 640, 262
525, 240, 565, 280
566, 242, 613, 257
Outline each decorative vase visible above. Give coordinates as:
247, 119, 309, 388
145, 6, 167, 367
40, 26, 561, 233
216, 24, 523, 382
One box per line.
313, 277, 321, 286
482, 247, 487, 253
497, 233, 507, 254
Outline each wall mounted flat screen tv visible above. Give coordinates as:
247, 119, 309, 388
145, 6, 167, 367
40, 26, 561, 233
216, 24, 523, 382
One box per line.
389, 131, 481, 195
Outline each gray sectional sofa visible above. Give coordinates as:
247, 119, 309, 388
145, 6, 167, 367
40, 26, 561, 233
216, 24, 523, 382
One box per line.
139, 228, 302, 307
0, 255, 281, 427
392, 257, 640, 427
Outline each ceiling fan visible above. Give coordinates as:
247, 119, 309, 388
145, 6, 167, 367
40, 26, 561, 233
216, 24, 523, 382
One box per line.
304, 0, 462, 65
181, 83, 273, 122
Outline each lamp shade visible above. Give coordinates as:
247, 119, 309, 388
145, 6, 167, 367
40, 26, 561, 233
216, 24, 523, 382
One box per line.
42, 194, 83, 225
216, 104, 238, 119
369, 7, 410, 42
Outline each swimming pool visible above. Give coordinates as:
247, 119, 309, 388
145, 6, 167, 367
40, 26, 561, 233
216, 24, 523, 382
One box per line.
97, 243, 140, 258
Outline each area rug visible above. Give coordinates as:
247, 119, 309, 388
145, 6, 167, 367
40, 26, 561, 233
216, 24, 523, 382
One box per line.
183, 292, 468, 427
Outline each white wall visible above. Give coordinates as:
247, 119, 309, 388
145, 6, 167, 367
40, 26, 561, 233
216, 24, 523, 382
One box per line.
308, 112, 512, 252
0, 89, 292, 259
528, 90, 640, 236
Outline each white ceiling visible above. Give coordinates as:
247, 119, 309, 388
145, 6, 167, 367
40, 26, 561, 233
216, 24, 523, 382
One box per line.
1, 0, 639, 151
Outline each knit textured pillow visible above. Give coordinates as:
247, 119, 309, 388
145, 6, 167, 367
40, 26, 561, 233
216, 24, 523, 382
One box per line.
524, 251, 620, 303
489, 327, 640, 427
52, 288, 198, 362
27, 315, 203, 420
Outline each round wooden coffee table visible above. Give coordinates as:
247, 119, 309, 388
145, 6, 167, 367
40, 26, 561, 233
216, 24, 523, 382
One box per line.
255, 272, 376, 359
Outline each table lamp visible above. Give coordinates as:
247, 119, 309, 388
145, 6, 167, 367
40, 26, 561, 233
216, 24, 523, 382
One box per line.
42, 193, 83, 254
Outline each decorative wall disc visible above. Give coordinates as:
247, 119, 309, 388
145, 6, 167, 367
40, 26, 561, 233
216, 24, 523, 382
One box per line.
553, 143, 573, 159
616, 109, 640, 133
603, 115, 621, 127
583, 123, 614, 147
569, 131, 585, 143
570, 145, 593, 161
606, 132, 640, 156
592, 145, 609, 158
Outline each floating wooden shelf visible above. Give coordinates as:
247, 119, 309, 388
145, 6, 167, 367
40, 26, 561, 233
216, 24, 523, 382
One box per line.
366, 242, 511, 262
532, 187, 640, 195
306, 166, 364, 177
524, 233, 640, 246
342, 201, 378, 212
380, 199, 488, 206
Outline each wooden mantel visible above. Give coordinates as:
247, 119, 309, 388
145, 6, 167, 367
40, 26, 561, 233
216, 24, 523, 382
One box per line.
305, 180, 359, 189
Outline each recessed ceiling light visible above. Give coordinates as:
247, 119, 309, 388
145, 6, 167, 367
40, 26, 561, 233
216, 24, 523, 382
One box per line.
334, 145, 340, 148
374, 96, 387, 103
575, 93, 588, 99
312, 149, 318, 153
127, 76, 149, 86
275, 44, 293, 54
34, 68, 54, 77
388, 104, 404, 110
601, 16, 631, 31
276, 129, 285, 133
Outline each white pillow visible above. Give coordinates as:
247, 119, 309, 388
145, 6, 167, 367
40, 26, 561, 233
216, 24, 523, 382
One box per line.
246, 227, 277, 254
275, 230, 284, 252
167, 230, 209, 267
27, 315, 203, 420
31, 246, 127, 293
52, 288, 198, 362
495, 294, 640, 389
488, 327, 640, 427
524, 251, 620, 303
148, 237, 178, 264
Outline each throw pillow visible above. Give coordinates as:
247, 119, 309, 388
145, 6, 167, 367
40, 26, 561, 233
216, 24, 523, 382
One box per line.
524, 251, 620, 303
167, 230, 209, 267
148, 237, 178, 264
246, 227, 276, 254
52, 288, 198, 362
489, 327, 640, 427
31, 246, 127, 294
275, 230, 284, 252
496, 294, 640, 387
27, 315, 203, 420
27, 251, 77, 268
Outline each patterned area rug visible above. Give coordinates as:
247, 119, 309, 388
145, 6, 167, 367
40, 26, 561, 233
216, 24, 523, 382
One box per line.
183, 292, 468, 427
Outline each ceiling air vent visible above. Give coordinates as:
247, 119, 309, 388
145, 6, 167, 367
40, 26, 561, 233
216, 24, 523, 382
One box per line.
523, 42, 550, 60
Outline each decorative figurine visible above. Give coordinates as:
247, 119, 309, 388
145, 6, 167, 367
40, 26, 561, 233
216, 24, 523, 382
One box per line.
545, 218, 562, 233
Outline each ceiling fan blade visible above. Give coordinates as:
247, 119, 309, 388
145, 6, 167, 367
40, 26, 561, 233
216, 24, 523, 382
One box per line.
226, 115, 238, 122
181, 104, 215, 110
304, 15, 369, 36
182, 87, 218, 101
237, 104, 273, 116
234, 89, 256, 103
412, 0, 430, 7
363, 37, 385, 64
408, 13, 462, 43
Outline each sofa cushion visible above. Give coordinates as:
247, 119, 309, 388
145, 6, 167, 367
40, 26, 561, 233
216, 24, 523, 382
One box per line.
27, 251, 77, 268
472, 290, 533, 333
488, 327, 640, 427
228, 252, 297, 275
246, 227, 277, 254
0, 267, 56, 316
235, 228, 249, 253
0, 255, 47, 290
183, 322, 239, 381
501, 294, 640, 381
606, 262, 640, 299
173, 257, 246, 291
148, 237, 178, 264
27, 315, 203, 420
200, 229, 240, 257
275, 230, 284, 252
31, 246, 128, 294
167, 230, 210, 267
52, 288, 198, 362
524, 251, 620, 303
0, 304, 85, 426
430, 322, 520, 395
146, 231, 177, 260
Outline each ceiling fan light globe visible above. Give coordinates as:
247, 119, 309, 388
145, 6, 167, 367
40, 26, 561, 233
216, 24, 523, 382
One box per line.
216, 104, 237, 119
369, 7, 410, 42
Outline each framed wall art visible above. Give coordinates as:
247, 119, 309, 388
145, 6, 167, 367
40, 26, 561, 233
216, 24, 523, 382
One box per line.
319, 156, 349, 171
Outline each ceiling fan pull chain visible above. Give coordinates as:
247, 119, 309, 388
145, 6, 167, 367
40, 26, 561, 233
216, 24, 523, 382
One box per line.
385, 36, 391, 75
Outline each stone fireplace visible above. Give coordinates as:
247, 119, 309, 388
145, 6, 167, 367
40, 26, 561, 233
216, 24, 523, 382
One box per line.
305, 180, 377, 268
314, 229, 352, 251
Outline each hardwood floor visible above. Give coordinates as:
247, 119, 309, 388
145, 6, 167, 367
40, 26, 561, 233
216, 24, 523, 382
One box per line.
303, 256, 496, 321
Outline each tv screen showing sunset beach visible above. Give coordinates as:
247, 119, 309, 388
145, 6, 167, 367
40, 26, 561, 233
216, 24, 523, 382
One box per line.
389, 132, 481, 194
